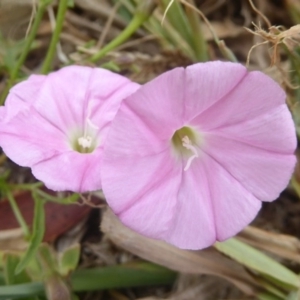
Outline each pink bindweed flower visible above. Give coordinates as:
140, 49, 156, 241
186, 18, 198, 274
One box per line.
0, 66, 139, 192
101, 61, 297, 250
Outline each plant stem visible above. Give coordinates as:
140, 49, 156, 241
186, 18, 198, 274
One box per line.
6, 191, 30, 239
0, 1, 49, 105
90, 1, 156, 63
41, 0, 69, 74
8, 182, 44, 191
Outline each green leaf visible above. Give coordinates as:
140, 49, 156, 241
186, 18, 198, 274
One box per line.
37, 244, 58, 277
257, 292, 284, 300
215, 238, 300, 289
0, 261, 176, 299
71, 261, 176, 292
68, 0, 74, 7
161, 0, 193, 45
37, 244, 72, 300
58, 244, 80, 277
0, 282, 44, 299
15, 194, 45, 274
0, 272, 5, 285
3, 253, 31, 285
287, 291, 300, 300
71, 294, 80, 300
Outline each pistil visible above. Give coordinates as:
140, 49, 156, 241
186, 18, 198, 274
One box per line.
182, 135, 199, 171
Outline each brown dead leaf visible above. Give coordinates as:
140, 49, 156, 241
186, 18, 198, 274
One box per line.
0, 189, 93, 246
101, 209, 259, 296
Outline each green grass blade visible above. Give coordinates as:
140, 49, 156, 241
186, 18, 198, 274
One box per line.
257, 292, 284, 300
15, 194, 45, 275
0, 262, 176, 299
0, 282, 44, 299
0, 272, 5, 285
161, 0, 193, 45
71, 262, 176, 292
3, 253, 31, 285
215, 238, 300, 289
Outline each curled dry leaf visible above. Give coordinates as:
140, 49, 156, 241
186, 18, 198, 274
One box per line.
101, 208, 259, 296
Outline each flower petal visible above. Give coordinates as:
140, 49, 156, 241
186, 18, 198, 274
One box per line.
103, 149, 178, 212
190, 70, 286, 130
32, 66, 139, 134
214, 104, 297, 153
184, 61, 247, 121
9, 74, 46, 104
1, 75, 46, 122
102, 149, 182, 239
202, 132, 296, 202
101, 61, 296, 250
91, 80, 140, 145
103, 103, 170, 157
103, 144, 261, 249
32, 148, 102, 192
119, 67, 185, 140
164, 155, 216, 249
0, 107, 66, 166
0, 66, 140, 192
198, 152, 262, 241
166, 150, 261, 248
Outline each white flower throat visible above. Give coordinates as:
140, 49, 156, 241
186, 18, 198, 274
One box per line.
73, 104, 99, 154
172, 126, 200, 171
78, 119, 98, 150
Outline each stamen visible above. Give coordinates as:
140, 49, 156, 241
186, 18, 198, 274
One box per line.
76, 103, 100, 153
182, 135, 198, 171
78, 136, 92, 149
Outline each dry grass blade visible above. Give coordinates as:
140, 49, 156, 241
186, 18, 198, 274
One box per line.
201, 19, 245, 41
0, 228, 28, 251
74, 0, 128, 30
163, 274, 244, 300
0, 0, 33, 39
101, 209, 259, 296
246, 23, 300, 66
248, 0, 271, 28
238, 226, 300, 263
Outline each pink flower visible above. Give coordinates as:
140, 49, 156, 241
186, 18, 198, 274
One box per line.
101, 61, 297, 250
0, 66, 139, 192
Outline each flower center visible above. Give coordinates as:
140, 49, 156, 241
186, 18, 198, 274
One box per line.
72, 106, 99, 154
78, 136, 93, 149
172, 126, 200, 171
